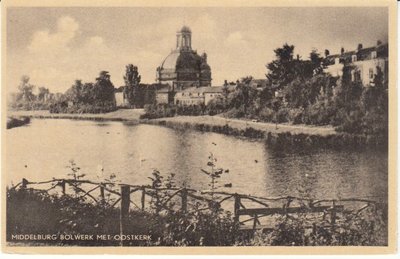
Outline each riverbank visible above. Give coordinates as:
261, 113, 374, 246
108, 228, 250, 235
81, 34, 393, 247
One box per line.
7, 109, 145, 123
7, 110, 386, 148
144, 115, 386, 148
149, 115, 337, 136
9, 109, 336, 135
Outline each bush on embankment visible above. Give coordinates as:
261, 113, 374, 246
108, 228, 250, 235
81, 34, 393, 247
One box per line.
145, 120, 387, 149
49, 100, 117, 114
7, 117, 30, 129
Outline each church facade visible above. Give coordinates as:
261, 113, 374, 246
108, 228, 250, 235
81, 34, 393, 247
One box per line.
156, 26, 212, 91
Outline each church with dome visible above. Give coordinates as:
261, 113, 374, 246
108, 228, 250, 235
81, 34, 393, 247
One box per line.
156, 26, 212, 90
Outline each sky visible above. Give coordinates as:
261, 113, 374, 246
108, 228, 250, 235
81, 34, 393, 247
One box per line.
6, 7, 388, 93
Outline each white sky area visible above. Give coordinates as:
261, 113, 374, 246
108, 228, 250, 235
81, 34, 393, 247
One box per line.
6, 7, 388, 93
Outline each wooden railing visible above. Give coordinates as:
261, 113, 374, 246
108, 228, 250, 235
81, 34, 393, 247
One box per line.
11, 178, 387, 233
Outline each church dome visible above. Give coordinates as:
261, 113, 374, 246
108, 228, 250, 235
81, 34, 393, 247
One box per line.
160, 51, 180, 70
159, 50, 203, 71
176, 51, 202, 70
156, 26, 211, 88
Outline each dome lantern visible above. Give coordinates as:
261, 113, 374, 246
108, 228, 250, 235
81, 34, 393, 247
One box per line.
176, 25, 192, 51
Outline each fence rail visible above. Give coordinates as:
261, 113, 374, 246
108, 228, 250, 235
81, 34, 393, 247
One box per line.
10, 177, 387, 233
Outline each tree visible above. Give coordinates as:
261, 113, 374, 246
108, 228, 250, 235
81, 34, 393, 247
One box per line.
324, 49, 330, 58
123, 64, 141, 108
65, 80, 83, 103
266, 43, 296, 89
94, 71, 116, 105
37, 87, 50, 102
309, 50, 324, 75
17, 75, 35, 102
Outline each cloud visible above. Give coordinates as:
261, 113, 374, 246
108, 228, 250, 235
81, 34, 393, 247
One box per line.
17, 16, 130, 92
28, 16, 79, 54
224, 31, 249, 49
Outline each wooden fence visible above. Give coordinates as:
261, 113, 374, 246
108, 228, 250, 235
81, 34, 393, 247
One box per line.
11, 178, 387, 233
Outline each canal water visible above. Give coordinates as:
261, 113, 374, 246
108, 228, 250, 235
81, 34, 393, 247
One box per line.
5, 119, 388, 201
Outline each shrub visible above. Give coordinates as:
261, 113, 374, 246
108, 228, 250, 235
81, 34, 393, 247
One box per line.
287, 108, 304, 124
275, 108, 289, 123
259, 107, 274, 122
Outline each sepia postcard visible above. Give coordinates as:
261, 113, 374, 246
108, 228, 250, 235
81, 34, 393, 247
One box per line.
1, 0, 397, 255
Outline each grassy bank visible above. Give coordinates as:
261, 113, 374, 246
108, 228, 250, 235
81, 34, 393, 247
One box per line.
144, 116, 386, 149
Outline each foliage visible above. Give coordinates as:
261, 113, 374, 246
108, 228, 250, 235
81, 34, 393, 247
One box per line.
238, 205, 387, 246
50, 71, 117, 114
8, 75, 58, 111
123, 64, 142, 108
145, 158, 237, 246
6, 187, 153, 246
6, 157, 388, 246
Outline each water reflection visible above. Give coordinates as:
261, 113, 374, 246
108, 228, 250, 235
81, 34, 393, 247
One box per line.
262, 145, 388, 199
6, 119, 387, 201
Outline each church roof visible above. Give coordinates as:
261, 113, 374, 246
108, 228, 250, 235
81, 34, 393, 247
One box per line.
159, 50, 206, 71
160, 50, 180, 70
176, 51, 202, 70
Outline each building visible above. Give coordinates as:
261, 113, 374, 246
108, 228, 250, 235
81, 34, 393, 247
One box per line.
156, 26, 212, 90
324, 42, 388, 86
114, 86, 127, 107
174, 86, 225, 106
156, 85, 175, 104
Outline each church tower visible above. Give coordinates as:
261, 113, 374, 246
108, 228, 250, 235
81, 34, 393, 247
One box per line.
157, 26, 211, 90
176, 26, 192, 51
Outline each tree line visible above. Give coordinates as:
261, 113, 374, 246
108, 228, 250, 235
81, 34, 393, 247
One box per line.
9, 71, 117, 114
144, 43, 388, 140
8, 42, 388, 140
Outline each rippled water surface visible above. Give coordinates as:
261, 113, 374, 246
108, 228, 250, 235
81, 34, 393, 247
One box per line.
6, 119, 388, 200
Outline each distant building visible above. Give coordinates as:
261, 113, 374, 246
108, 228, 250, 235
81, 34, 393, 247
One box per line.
174, 86, 226, 106
156, 85, 175, 104
324, 42, 388, 86
156, 26, 212, 90
114, 86, 127, 107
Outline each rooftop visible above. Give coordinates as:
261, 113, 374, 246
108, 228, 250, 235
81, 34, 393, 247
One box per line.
325, 43, 388, 65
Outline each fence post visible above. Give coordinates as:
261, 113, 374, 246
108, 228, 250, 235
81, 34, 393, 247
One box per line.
60, 180, 66, 195
252, 214, 258, 231
21, 178, 28, 189
100, 184, 105, 201
120, 185, 130, 245
234, 194, 241, 225
331, 200, 336, 231
141, 187, 146, 211
181, 188, 188, 213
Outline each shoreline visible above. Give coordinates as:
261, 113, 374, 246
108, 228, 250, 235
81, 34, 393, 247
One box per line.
7, 109, 386, 148
7, 109, 144, 123
143, 116, 386, 149
8, 109, 336, 134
